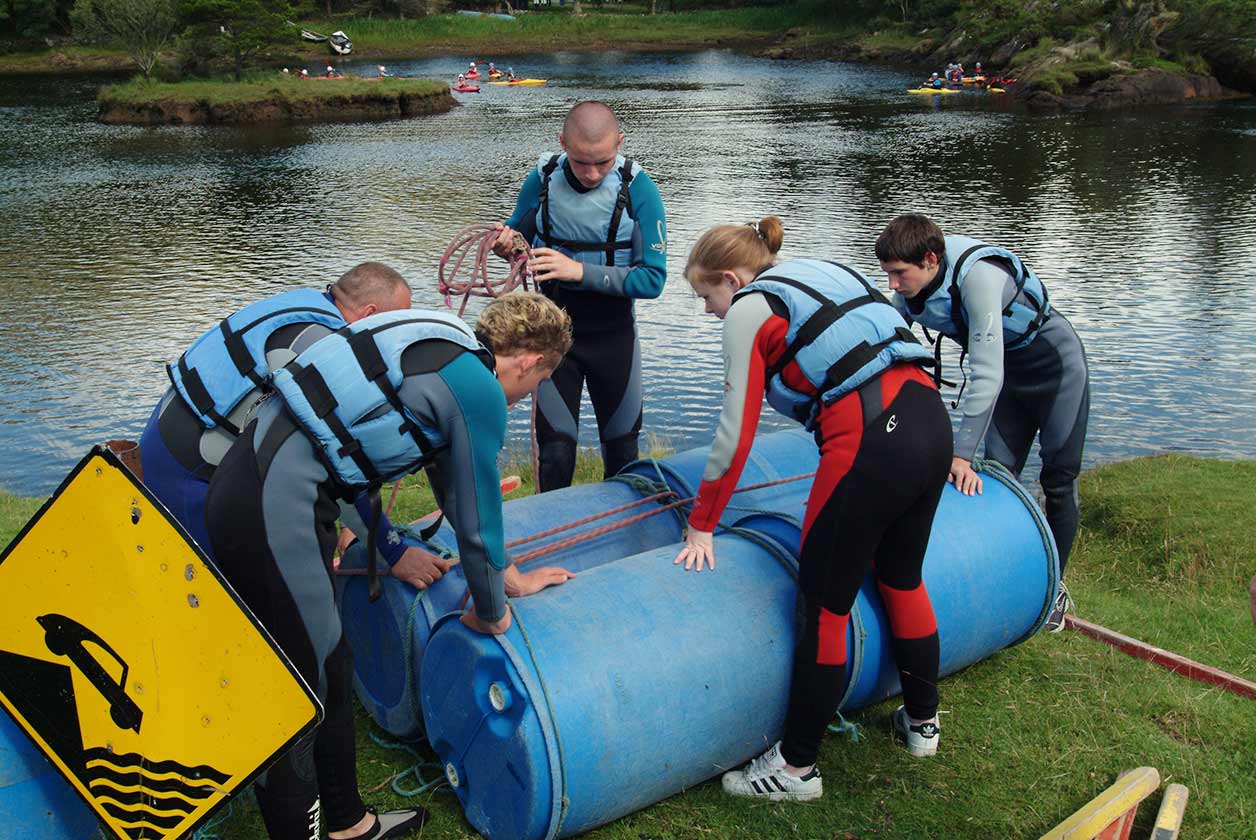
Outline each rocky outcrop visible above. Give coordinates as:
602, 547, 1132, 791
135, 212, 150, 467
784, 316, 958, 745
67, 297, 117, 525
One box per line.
99, 87, 456, 126
1021, 68, 1240, 110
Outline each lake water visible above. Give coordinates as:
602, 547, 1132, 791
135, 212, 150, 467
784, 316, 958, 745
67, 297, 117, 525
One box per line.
1, 49, 1254, 496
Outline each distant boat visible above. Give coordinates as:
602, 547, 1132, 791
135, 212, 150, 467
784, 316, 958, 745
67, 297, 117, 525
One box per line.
300, 28, 327, 43
329, 30, 352, 55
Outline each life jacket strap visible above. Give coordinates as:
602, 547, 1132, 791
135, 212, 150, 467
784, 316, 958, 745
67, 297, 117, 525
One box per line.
172, 357, 241, 436
289, 362, 381, 486
819, 326, 924, 406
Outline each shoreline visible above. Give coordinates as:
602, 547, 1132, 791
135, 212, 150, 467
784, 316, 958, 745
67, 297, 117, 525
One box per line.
96, 77, 456, 126
3, 12, 1249, 113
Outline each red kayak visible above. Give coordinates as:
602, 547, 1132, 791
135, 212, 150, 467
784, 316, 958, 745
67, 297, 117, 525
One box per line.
452, 84, 480, 93
465, 71, 481, 79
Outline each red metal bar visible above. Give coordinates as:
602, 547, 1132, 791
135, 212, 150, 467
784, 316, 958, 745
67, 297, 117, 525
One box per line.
1065, 615, 1256, 700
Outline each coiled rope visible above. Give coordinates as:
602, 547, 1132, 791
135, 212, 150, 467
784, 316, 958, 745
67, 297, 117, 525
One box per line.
437, 223, 533, 316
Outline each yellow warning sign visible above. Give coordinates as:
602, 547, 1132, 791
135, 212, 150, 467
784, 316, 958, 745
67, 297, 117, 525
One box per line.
0, 448, 322, 840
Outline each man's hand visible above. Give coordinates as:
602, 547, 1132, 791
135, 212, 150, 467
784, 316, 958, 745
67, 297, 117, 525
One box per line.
529, 247, 584, 283
505, 564, 575, 597
333, 526, 356, 571
948, 457, 983, 496
491, 223, 519, 260
673, 528, 716, 572
461, 607, 513, 635
389, 545, 452, 589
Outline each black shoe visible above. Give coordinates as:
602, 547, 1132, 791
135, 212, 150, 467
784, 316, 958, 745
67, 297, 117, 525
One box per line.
356, 807, 430, 839
1044, 583, 1074, 633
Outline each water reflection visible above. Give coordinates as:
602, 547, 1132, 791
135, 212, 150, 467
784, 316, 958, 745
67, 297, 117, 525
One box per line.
0, 50, 1254, 495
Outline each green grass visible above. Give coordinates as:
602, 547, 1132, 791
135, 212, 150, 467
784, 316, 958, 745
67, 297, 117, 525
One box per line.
300, 6, 851, 58
98, 74, 448, 107
2, 454, 1253, 837
0, 45, 131, 75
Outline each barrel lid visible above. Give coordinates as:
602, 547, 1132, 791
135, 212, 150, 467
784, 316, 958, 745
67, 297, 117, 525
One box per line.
421, 613, 558, 840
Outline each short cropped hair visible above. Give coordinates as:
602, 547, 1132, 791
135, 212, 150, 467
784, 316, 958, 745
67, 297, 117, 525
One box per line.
875, 214, 947, 266
332, 262, 410, 308
477, 292, 573, 371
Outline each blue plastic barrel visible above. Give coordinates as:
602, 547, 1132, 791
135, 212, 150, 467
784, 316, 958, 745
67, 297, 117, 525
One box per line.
621, 428, 819, 532
735, 460, 1059, 712
421, 530, 800, 840
339, 430, 820, 737
338, 477, 684, 737
420, 461, 1057, 839
0, 714, 100, 839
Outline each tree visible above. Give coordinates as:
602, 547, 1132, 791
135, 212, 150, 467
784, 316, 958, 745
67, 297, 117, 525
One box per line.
180, 0, 295, 80
70, 0, 177, 78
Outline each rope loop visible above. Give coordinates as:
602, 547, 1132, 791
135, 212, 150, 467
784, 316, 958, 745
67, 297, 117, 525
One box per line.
438, 223, 533, 316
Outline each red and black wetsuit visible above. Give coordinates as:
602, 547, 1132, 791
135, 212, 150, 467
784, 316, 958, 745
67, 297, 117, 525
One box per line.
690, 287, 952, 769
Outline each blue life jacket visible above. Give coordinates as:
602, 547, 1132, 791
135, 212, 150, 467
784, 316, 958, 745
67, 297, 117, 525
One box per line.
734, 259, 933, 429
167, 289, 346, 435
905, 235, 1051, 352
534, 153, 638, 268
272, 309, 493, 491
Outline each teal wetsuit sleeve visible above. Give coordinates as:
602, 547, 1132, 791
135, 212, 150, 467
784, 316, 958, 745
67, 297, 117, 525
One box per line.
504, 168, 543, 232
434, 353, 510, 622
576, 170, 667, 299
955, 260, 1010, 461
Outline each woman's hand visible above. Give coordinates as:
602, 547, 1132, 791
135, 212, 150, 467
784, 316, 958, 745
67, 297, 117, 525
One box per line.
673, 528, 716, 572
948, 457, 983, 496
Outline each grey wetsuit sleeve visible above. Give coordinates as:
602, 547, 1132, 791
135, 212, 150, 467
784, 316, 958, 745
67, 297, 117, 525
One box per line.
398, 354, 510, 623
703, 293, 773, 483
954, 260, 1012, 461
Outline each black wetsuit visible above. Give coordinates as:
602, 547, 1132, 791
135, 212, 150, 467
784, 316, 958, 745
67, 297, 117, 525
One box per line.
205, 343, 508, 839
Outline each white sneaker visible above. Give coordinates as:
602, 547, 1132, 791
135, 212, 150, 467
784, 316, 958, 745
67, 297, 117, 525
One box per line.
1043, 582, 1075, 633
893, 706, 940, 757
721, 741, 822, 801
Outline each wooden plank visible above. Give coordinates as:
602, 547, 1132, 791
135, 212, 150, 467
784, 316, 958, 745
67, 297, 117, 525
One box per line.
1150, 783, 1189, 840
1064, 616, 1256, 700
1040, 767, 1160, 840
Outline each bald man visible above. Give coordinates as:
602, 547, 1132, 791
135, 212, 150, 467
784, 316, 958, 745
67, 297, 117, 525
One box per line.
139, 262, 412, 556
495, 100, 668, 491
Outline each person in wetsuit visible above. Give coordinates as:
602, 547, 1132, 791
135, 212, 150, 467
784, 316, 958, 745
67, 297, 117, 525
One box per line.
674, 216, 952, 801
204, 292, 574, 840
139, 262, 413, 557
876, 213, 1089, 631
493, 100, 668, 491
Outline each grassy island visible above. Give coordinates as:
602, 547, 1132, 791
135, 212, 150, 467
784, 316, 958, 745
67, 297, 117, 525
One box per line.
2, 453, 1252, 837
96, 75, 455, 125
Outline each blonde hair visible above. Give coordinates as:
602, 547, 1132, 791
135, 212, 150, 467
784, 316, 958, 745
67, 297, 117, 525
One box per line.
685, 215, 785, 288
476, 292, 573, 371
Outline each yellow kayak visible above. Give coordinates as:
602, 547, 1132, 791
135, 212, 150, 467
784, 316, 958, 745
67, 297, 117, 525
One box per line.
907, 87, 959, 94
989, 87, 1006, 94
488, 78, 547, 86
962, 76, 987, 85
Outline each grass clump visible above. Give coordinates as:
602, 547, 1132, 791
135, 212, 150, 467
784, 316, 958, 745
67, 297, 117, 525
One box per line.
98, 73, 447, 107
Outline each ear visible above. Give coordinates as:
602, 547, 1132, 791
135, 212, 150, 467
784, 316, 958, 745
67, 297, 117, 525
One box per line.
519, 352, 546, 376
615, 131, 625, 152
721, 270, 742, 291
557, 131, 567, 152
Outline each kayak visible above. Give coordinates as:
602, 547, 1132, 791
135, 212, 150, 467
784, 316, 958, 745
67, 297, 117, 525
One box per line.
465, 71, 481, 79
962, 75, 987, 84
488, 71, 503, 79
907, 87, 959, 94
488, 78, 547, 86
452, 84, 480, 93
989, 87, 1006, 93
